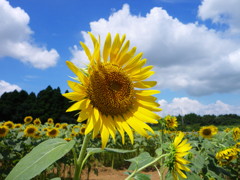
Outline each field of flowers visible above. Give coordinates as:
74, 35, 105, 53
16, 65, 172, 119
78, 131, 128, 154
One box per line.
0, 116, 239, 180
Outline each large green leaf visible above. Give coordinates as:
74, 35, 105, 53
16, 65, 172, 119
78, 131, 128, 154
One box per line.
6, 138, 75, 180
87, 147, 135, 155
127, 152, 154, 171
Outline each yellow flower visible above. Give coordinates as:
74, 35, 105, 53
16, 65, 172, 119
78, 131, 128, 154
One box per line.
216, 148, 238, 166
199, 125, 218, 139
166, 132, 192, 180
72, 125, 81, 134
64, 137, 72, 141
55, 123, 62, 128
4, 121, 15, 129
63, 33, 161, 148
33, 131, 42, 139
232, 127, 240, 141
46, 128, 60, 138
165, 115, 178, 129
0, 126, 9, 137
224, 128, 230, 133
79, 126, 86, 135
14, 123, 22, 129
235, 142, 240, 151
33, 118, 41, 126
61, 123, 68, 130
24, 116, 33, 124
47, 118, 54, 125
24, 125, 38, 137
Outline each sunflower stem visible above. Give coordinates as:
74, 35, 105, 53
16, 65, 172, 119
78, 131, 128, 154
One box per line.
74, 133, 91, 180
125, 154, 168, 180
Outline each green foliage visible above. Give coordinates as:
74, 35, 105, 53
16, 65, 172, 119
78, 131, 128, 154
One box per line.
6, 138, 75, 180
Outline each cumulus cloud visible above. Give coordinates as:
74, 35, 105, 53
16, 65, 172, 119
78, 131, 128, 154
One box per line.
70, 4, 240, 96
0, 0, 59, 69
0, 80, 21, 96
158, 97, 240, 116
198, 0, 240, 34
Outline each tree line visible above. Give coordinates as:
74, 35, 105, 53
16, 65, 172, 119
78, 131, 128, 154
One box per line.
0, 86, 240, 126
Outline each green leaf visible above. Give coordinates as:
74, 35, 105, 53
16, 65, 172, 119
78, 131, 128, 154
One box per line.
134, 173, 151, 180
87, 147, 135, 155
105, 148, 136, 153
6, 138, 75, 180
50, 178, 61, 180
127, 152, 154, 171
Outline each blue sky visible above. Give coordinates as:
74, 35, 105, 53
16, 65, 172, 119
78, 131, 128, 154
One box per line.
1, 0, 240, 116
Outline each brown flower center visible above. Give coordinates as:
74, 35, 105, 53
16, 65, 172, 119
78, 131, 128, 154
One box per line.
87, 63, 134, 116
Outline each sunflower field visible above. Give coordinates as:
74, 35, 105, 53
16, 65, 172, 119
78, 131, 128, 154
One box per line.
0, 116, 239, 180
1, 33, 240, 180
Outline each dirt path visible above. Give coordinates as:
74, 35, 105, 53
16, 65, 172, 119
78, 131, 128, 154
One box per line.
81, 167, 159, 180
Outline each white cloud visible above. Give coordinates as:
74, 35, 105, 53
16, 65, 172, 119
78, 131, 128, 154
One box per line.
158, 97, 240, 116
0, 80, 21, 96
198, 0, 240, 34
0, 0, 59, 69
70, 4, 240, 96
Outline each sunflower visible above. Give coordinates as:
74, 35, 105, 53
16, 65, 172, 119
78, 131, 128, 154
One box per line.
14, 123, 22, 129
24, 116, 33, 124
0, 126, 9, 137
4, 121, 15, 129
63, 33, 161, 148
166, 132, 192, 179
61, 123, 68, 130
55, 123, 62, 128
165, 115, 178, 129
33, 118, 41, 126
47, 118, 54, 125
235, 142, 240, 151
216, 147, 238, 166
79, 126, 86, 135
232, 127, 240, 141
46, 128, 60, 138
64, 137, 72, 141
24, 125, 38, 137
199, 125, 218, 139
72, 125, 81, 134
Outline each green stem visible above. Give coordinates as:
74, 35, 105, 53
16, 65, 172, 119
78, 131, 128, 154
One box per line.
125, 154, 168, 180
73, 133, 91, 180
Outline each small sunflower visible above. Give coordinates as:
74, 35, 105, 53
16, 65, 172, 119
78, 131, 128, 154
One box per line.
61, 123, 68, 130
24, 116, 33, 124
47, 118, 54, 125
64, 137, 72, 141
46, 128, 60, 138
55, 123, 62, 128
33, 131, 42, 139
4, 121, 15, 129
63, 32, 161, 148
14, 123, 22, 129
216, 147, 238, 166
79, 126, 86, 135
166, 132, 192, 180
232, 127, 240, 141
199, 125, 218, 139
235, 142, 240, 151
33, 118, 41, 126
24, 125, 38, 137
72, 125, 81, 134
165, 115, 178, 129
0, 126, 9, 137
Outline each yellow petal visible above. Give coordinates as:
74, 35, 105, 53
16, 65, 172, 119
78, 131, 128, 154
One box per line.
77, 110, 88, 122
123, 52, 143, 70
62, 92, 85, 101
117, 47, 136, 67
135, 90, 160, 96
103, 33, 111, 62
131, 70, 154, 81
119, 115, 134, 144
85, 109, 95, 134
66, 61, 87, 85
101, 123, 110, 149
66, 99, 85, 112
134, 81, 157, 88
80, 41, 92, 61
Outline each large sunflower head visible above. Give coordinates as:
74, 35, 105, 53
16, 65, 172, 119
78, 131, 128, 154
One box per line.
4, 121, 15, 129
24, 125, 38, 137
199, 125, 218, 139
24, 116, 33, 124
166, 132, 192, 180
216, 147, 238, 166
0, 126, 9, 137
63, 33, 161, 148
